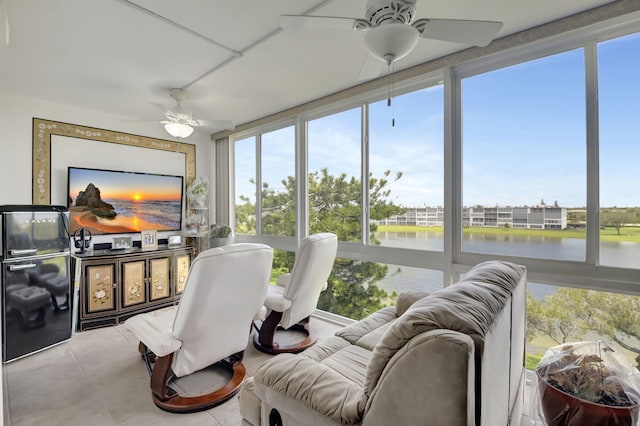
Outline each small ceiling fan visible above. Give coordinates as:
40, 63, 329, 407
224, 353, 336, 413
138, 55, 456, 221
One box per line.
281, 0, 503, 78
162, 88, 234, 139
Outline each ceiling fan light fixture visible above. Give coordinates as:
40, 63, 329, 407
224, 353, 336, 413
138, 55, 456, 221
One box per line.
164, 122, 194, 139
364, 23, 419, 65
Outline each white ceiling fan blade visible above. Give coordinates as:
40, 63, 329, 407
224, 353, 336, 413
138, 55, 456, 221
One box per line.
147, 101, 169, 113
198, 119, 235, 131
357, 53, 384, 81
417, 18, 503, 47
0, 1, 9, 47
280, 15, 362, 30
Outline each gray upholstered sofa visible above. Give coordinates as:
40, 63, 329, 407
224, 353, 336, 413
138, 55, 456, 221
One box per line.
239, 260, 526, 426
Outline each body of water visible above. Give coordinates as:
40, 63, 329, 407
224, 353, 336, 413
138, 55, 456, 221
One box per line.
374, 231, 640, 298
105, 199, 182, 230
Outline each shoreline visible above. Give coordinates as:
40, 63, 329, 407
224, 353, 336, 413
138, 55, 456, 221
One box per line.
70, 209, 173, 234
71, 210, 136, 234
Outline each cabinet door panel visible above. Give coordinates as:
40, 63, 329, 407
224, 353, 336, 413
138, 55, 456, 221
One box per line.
122, 260, 145, 307
86, 264, 115, 313
175, 254, 190, 295
149, 257, 170, 301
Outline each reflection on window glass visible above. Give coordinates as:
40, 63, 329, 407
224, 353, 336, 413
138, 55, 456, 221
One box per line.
369, 86, 444, 251
261, 126, 295, 236
462, 49, 586, 260
235, 136, 256, 234
598, 33, 640, 269
308, 108, 362, 242
526, 282, 640, 370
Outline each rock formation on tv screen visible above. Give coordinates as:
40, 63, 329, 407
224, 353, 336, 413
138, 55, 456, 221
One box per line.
75, 183, 117, 219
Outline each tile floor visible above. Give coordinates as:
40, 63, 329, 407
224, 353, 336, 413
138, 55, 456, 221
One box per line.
4, 318, 533, 425
4, 318, 343, 426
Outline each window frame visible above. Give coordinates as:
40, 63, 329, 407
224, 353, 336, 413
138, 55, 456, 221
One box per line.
222, 12, 640, 307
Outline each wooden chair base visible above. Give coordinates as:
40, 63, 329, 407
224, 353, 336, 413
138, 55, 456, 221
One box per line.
252, 312, 319, 355
139, 343, 246, 413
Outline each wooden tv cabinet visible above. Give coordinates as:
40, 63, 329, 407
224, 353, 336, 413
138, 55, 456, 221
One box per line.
72, 246, 192, 331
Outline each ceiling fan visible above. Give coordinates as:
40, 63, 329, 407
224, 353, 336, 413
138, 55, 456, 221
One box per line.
281, 0, 503, 77
161, 88, 234, 139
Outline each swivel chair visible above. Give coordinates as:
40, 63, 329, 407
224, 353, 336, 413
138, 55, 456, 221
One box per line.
125, 243, 273, 413
253, 233, 337, 355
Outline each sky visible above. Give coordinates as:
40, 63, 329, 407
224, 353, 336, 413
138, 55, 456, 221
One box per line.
235, 31, 640, 209
68, 167, 183, 202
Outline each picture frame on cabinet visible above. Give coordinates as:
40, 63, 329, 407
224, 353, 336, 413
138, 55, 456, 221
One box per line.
168, 235, 182, 247
112, 236, 132, 250
141, 230, 157, 250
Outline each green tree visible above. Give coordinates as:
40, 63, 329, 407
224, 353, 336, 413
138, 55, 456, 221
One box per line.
566, 209, 586, 228
527, 288, 640, 356
236, 168, 404, 320
235, 193, 256, 234
262, 176, 296, 236
527, 289, 593, 344
601, 208, 636, 236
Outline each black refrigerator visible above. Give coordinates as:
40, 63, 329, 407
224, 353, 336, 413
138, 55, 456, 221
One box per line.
1, 205, 73, 362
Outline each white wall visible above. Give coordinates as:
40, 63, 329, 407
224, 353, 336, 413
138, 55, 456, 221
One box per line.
0, 92, 213, 422
0, 92, 215, 244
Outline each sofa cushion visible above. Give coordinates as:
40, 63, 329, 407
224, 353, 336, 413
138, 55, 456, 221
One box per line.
318, 344, 372, 386
352, 322, 393, 352
364, 260, 524, 397
302, 336, 352, 362
254, 354, 366, 424
395, 291, 430, 315
301, 335, 372, 385
335, 306, 397, 345
461, 260, 525, 293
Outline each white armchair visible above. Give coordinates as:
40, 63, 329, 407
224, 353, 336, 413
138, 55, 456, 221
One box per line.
125, 243, 273, 413
253, 233, 337, 354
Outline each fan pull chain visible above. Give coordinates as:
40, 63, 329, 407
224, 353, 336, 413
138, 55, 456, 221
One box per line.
386, 62, 396, 127
392, 62, 396, 127
387, 63, 392, 107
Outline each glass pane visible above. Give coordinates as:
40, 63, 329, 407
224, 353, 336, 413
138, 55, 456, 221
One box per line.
270, 248, 292, 284
462, 49, 586, 260
318, 257, 442, 320
526, 282, 640, 370
308, 108, 362, 241
375, 264, 444, 295
598, 33, 640, 269
261, 126, 295, 236
234, 136, 256, 234
370, 85, 444, 251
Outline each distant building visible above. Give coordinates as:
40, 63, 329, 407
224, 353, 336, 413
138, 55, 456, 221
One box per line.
375, 203, 567, 230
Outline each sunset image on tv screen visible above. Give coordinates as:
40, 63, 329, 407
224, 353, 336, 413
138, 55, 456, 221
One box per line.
67, 167, 183, 235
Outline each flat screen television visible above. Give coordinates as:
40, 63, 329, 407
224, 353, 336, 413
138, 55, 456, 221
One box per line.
67, 166, 184, 236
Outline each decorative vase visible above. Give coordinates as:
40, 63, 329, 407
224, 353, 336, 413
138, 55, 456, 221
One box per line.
189, 197, 207, 209
537, 370, 640, 426
186, 176, 209, 209
208, 224, 234, 247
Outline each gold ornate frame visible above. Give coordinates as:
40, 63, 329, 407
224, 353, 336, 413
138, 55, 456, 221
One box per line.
32, 118, 196, 205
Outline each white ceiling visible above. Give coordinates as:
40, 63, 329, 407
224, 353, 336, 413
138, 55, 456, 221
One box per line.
0, 0, 618, 136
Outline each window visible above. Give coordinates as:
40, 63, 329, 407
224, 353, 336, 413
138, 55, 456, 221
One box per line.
308, 108, 363, 242
226, 22, 640, 338
369, 85, 444, 251
261, 126, 295, 236
598, 33, 640, 269
526, 282, 640, 369
462, 49, 586, 260
234, 136, 256, 234
318, 258, 443, 320
376, 264, 444, 295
